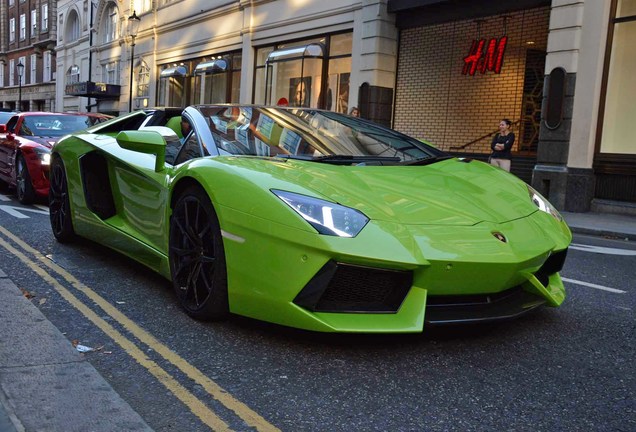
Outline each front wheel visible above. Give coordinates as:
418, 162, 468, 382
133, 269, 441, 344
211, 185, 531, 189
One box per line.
169, 186, 229, 321
49, 156, 76, 243
16, 154, 35, 204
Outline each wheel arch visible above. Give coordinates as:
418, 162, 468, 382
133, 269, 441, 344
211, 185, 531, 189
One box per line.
170, 176, 209, 210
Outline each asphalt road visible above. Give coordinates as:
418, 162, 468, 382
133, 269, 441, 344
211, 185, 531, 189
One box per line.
0, 192, 634, 432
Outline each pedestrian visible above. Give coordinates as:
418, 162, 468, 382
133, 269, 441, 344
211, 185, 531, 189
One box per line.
490, 119, 514, 172
349, 107, 360, 117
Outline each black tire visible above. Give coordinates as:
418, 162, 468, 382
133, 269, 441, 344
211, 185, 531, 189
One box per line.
16, 154, 35, 204
169, 186, 229, 321
49, 156, 76, 243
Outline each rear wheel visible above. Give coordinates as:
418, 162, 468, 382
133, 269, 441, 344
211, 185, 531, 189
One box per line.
169, 186, 228, 321
49, 156, 76, 243
16, 154, 35, 204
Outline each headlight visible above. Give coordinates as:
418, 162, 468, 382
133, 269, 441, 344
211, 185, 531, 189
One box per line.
33, 147, 51, 166
272, 190, 369, 237
527, 185, 563, 222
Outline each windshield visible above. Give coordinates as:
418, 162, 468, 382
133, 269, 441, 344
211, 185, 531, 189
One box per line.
195, 106, 444, 163
20, 115, 105, 137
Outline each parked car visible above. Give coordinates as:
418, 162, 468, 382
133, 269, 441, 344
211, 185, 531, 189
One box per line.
0, 112, 111, 203
49, 105, 571, 333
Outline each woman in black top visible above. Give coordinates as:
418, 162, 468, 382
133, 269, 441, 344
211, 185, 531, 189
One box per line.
490, 119, 515, 172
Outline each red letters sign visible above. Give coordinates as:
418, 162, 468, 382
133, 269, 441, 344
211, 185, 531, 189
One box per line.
462, 36, 508, 76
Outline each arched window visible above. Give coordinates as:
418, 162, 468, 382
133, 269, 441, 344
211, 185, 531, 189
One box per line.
66, 10, 80, 42
67, 65, 80, 84
102, 3, 119, 44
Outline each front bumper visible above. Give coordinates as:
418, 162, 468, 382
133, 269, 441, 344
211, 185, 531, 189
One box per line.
221, 206, 571, 333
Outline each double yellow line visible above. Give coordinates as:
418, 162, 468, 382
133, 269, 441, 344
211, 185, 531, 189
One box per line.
0, 226, 280, 432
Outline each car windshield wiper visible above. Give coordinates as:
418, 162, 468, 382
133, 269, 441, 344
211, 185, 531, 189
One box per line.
275, 154, 402, 165
404, 155, 454, 166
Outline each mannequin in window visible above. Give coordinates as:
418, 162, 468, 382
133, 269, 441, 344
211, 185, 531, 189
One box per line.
293, 80, 309, 107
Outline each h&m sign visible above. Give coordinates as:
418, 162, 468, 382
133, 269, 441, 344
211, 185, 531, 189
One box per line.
462, 36, 508, 76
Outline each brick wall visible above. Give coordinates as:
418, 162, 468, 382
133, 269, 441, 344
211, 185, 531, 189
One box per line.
394, 7, 550, 154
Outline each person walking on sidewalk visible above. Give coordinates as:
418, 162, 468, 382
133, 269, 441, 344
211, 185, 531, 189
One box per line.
490, 119, 515, 172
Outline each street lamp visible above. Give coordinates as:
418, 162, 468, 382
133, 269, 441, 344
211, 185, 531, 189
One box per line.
16, 60, 24, 111
127, 10, 141, 112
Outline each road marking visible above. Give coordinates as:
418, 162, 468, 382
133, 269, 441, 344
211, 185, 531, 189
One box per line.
0, 205, 48, 218
570, 243, 636, 256
0, 235, 233, 432
562, 277, 626, 294
0, 226, 280, 432
0, 194, 11, 202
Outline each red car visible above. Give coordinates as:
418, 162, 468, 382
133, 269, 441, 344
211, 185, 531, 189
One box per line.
0, 112, 111, 203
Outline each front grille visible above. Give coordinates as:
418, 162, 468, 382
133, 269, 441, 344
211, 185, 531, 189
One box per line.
293, 261, 413, 313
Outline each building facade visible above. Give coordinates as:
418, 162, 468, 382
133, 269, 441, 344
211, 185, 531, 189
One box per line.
5, 0, 633, 214
0, 0, 56, 111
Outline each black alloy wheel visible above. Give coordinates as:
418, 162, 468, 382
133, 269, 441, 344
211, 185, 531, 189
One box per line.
169, 186, 228, 321
49, 156, 76, 242
16, 154, 35, 204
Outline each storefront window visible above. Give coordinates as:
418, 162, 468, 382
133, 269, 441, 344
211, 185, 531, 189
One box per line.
617, 0, 636, 17
193, 53, 241, 104
253, 33, 352, 111
600, 2, 636, 154
158, 65, 187, 107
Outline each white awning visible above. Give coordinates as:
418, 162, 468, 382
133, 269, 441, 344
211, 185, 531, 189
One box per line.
160, 65, 188, 78
266, 43, 324, 64
194, 59, 229, 75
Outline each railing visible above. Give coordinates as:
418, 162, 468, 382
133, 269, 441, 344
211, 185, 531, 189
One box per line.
449, 120, 521, 151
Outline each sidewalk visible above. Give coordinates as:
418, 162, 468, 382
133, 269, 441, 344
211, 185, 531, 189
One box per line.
561, 211, 636, 241
0, 269, 153, 432
0, 210, 634, 431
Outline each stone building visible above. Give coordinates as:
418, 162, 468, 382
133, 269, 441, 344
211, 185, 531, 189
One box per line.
11, 0, 633, 214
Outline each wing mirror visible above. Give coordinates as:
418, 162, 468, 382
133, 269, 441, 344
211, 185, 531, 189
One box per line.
116, 130, 167, 172
0, 125, 6, 133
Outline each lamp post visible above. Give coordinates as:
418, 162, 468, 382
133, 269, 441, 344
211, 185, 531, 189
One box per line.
16, 61, 24, 111
127, 10, 141, 112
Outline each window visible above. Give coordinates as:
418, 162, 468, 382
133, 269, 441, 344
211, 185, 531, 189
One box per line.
31, 10, 37, 35
103, 4, 119, 43
20, 14, 26, 40
0, 65, 4, 87
136, 61, 150, 98
136, 0, 153, 14
67, 65, 80, 84
66, 10, 80, 42
158, 65, 187, 107
41, 4, 49, 31
253, 33, 352, 112
30, 54, 37, 85
105, 61, 120, 85
43, 51, 52, 82
599, 0, 636, 155
9, 18, 15, 42
18, 56, 26, 86
193, 53, 242, 104
9, 60, 15, 87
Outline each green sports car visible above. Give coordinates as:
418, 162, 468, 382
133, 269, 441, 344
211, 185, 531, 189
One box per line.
49, 105, 571, 333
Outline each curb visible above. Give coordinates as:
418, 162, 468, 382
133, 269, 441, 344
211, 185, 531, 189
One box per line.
0, 270, 154, 432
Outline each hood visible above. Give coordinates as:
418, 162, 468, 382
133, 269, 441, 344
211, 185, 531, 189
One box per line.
223, 157, 538, 226
24, 135, 60, 149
